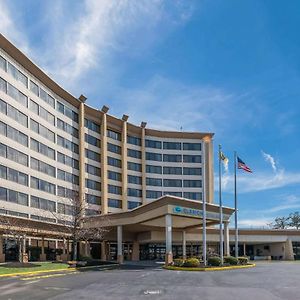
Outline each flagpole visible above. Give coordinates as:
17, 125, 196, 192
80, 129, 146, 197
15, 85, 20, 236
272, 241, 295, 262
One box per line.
234, 151, 238, 258
202, 141, 207, 267
219, 145, 224, 265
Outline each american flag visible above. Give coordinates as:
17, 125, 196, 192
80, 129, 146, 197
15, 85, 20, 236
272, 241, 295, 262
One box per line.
237, 156, 252, 173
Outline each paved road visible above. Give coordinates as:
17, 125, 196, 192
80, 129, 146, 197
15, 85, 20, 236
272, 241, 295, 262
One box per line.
0, 261, 299, 300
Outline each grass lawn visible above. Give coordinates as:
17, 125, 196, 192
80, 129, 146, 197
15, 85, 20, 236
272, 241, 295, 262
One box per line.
0, 262, 70, 275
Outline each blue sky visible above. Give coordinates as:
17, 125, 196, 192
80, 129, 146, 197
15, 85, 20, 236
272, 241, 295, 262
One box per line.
1, 0, 300, 227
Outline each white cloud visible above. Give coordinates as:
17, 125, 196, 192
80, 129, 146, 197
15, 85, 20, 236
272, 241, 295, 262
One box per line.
261, 150, 277, 172
238, 218, 272, 228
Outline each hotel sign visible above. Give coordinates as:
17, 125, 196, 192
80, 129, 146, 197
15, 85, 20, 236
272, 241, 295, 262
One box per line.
171, 206, 230, 221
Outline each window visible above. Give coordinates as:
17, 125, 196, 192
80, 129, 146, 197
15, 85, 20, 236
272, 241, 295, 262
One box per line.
108, 143, 121, 154
0, 164, 28, 186
183, 192, 202, 200
30, 80, 39, 96
7, 83, 27, 107
128, 175, 142, 185
108, 184, 122, 195
163, 154, 182, 162
86, 194, 101, 205
127, 135, 141, 146
31, 177, 56, 194
146, 152, 162, 161
107, 129, 121, 141
0, 77, 7, 93
57, 186, 77, 198
108, 199, 122, 208
30, 138, 55, 160
0, 143, 28, 166
85, 119, 100, 133
183, 155, 201, 163
7, 62, 28, 87
163, 179, 182, 187
0, 187, 28, 206
31, 196, 56, 212
183, 167, 202, 175
30, 119, 55, 142
108, 156, 121, 168
146, 165, 162, 174
86, 164, 101, 176
85, 133, 100, 147
57, 203, 74, 216
6, 102, 27, 127
128, 188, 142, 197
163, 142, 181, 150
146, 177, 162, 186
164, 191, 182, 197
30, 157, 55, 177
39, 88, 55, 108
56, 101, 78, 122
0, 56, 6, 71
86, 179, 101, 190
145, 139, 161, 149
30, 100, 55, 125
183, 180, 202, 188
58, 152, 79, 169
85, 149, 100, 161
57, 169, 79, 185
0, 122, 28, 146
128, 201, 141, 209
108, 170, 122, 181
57, 135, 79, 153
163, 167, 182, 175
128, 148, 141, 159
183, 143, 201, 151
128, 161, 142, 172
146, 190, 162, 199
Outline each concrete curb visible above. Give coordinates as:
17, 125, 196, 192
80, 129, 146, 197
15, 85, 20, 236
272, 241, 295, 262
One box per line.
0, 263, 119, 278
163, 263, 256, 272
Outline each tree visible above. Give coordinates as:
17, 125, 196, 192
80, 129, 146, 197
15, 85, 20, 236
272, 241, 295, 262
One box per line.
288, 212, 300, 229
51, 192, 110, 260
269, 216, 290, 229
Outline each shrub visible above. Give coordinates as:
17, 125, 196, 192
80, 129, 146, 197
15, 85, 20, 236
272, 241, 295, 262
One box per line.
224, 256, 238, 265
183, 258, 200, 268
173, 258, 185, 267
79, 256, 93, 261
208, 256, 221, 266
238, 257, 248, 265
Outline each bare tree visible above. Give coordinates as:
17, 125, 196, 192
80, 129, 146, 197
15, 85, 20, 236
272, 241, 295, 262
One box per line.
288, 212, 300, 229
269, 216, 290, 229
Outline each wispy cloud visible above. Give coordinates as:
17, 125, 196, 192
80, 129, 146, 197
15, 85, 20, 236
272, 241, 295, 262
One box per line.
261, 150, 277, 172
238, 218, 272, 228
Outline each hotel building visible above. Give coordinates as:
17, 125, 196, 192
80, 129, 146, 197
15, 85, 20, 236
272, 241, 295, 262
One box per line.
0, 33, 299, 263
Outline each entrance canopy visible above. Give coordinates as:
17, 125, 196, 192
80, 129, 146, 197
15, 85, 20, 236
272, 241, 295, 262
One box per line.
84, 195, 235, 233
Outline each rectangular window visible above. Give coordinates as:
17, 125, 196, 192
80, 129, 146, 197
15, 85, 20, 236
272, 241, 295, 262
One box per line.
57, 152, 79, 169
163, 142, 181, 150
107, 129, 121, 141
163, 179, 182, 187
86, 179, 101, 190
183, 143, 201, 151
127, 135, 141, 146
7, 62, 28, 87
0, 56, 6, 71
146, 152, 162, 161
183, 155, 202, 163
146, 165, 162, 174
0, 122, 28, 147
128, 161, 142, 172
163, 167, 182, 175
86, 164, 101, 177
40, 88, 55, 108
108, 143, 121, 154
108, 184, 122, 195
146, 177, 162, 186
128, 175, 142, 185
183, 167, 202, 175
30, 176, 56, 194
145, 139, 161, 149
30, 157, 56, 177
0, 77, 7, 93
163, 191, 182, 197
128, 201, 141, 209
146, 190, 162, 199
127, 188, 142, 197
108, 198, 122, 208
85, 118, 100, 133
108, 156, 121, 168
127, 148, 141, 159
57, 135, 79, 153
1, 165, 28, 186
86, 194, 101, 205
163, 154, 182, 162
85, 149, 100, 161
56, 101, 78, 122
30, 80, 39, 96
183, 180, 202, 188
7, 83, 27, 107
108, 170, 122, 181
183, 192, 202, 200
30, 138, 55, 160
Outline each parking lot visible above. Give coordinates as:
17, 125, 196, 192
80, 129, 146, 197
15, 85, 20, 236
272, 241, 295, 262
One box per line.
0, 261, 299, 300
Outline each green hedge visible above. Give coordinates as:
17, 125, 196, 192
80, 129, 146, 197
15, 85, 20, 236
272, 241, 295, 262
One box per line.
183, 258, 200, 268
224, 256, 238, 265
208, 257, 221, 266
173, 259, 185, 267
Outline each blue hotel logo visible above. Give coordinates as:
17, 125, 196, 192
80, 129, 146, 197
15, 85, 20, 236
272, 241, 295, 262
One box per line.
173, 206, 202, 217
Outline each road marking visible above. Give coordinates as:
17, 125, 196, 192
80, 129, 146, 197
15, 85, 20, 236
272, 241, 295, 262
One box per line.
44, 287, 71, 291
20, 271, 80, 281
23, 280, 41, 285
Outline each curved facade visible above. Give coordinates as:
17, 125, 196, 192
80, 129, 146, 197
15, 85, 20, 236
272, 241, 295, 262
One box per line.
0, 33, 214, 224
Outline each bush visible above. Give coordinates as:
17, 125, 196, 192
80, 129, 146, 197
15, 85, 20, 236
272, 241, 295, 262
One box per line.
173, 258, 185, 267
224, 256, 238, 265
238, 257, 248, 265
208, 257, 221, 266
79, 256, 93, 262
183, 258, 200, 268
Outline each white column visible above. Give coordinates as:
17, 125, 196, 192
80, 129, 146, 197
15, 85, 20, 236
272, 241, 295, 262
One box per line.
182, 230, 186, 259
224, 222, 230, 256
117, 225, 123, 264
165, 214, 173, 265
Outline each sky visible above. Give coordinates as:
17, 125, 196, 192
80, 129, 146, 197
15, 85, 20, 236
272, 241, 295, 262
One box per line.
1, 0, 300, 228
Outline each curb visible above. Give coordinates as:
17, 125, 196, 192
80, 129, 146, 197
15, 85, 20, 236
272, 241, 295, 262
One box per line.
163, 263, 256, 272
0, 263, 119, 278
